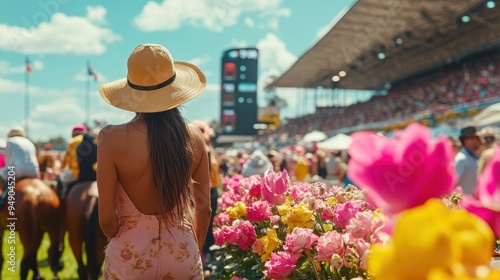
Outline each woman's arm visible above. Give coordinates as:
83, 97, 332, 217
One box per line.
189, 125, 212, 251
96, 126, 119, 238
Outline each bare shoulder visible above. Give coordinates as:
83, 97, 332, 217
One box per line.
187, 123, 205, 148
97, 124, 129, 148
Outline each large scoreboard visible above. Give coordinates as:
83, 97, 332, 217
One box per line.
220, 48, 258, 136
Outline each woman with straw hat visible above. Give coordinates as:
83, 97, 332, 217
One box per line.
97, 44, 211, 279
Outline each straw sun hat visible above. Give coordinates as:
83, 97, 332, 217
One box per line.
99, 44, 207, 113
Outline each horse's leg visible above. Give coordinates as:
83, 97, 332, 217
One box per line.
86, 198, 107, 280
66, 199, 87, 280
47, 219, 62, 279
19, 216, 44, 280
0, 224, 4, 275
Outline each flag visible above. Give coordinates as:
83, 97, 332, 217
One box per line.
87, 61, 98, 81
25, 57, 32, 75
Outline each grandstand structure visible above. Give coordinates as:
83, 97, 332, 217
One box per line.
267, 0, 500, 91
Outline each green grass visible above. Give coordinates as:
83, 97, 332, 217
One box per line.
1, 230, 100, 280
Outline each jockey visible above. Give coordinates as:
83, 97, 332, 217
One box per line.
56, 124, 87, 199
0, 125, 40, 208
77, 131, 97, 183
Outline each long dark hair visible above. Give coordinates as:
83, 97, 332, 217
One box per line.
134, 108, 194, 224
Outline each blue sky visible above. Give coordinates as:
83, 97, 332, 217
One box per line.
0, 0, 356, 142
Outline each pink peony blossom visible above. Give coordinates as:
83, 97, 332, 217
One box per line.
270, 215, 281, 225
462, 196, 500, 237
235, 220, 257, 250
261, 169, 289, 205
283, 227, 319, 253
247, 201, 273, 222
347, 123, 456, 214
264, 251, 301, 279
290, 182, 311, 202
230, 277, 243, 280
462, 148, 500, 237
316, 230, 345, 261
333, 201, 364, 228
346, 211, 373, 239
248, 176, 262, 197
213, 211, 233, 227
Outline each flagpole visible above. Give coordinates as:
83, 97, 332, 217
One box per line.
86, 69, 90, 125
25, 63, 30, 136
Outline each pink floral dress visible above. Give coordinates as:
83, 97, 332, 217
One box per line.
103, 184, 203, 279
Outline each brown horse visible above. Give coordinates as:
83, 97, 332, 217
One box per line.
65, 181, 107, 280
0, 178, 63, 280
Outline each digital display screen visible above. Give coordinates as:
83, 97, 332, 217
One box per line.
220, 48, 258, 136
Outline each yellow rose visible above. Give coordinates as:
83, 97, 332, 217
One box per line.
259, 229, 280, 262
283, 203, 315, 232
368, 199, 498, 280
226, 201, 247, 219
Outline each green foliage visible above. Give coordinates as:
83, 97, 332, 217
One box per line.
1, 231, 95, 280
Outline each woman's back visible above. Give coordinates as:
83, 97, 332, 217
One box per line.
97, 43, 211, 280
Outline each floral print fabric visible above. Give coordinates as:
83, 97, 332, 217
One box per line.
103, 184, 203, 279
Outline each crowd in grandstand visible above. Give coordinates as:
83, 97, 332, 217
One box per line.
261, 50, 500, 142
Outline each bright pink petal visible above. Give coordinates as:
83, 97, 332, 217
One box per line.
476, 147, 500, 207
462, 195, 500, 237
347, 123, 455, 214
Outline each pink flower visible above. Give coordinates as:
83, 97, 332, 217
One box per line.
462, 196, 500, 237
270, 215, 281, 225
346, 211, 373, 239
213, 212, 233, 227
218, 191, 243, 211
333, 201, 364, 228
213, 225, 238, 246
264, 251, 300, 279
262, 169, 289, 205
283, 227, 319, 253
475, 147, 500, 208
290, 182, 311, 202
247, 201, 273, 222
347, 123, 456, 214
463, 148, 500, 237
231, 277, 243, 280
248, 176, 262, 197
235, 221, 257, 250
316, 230, 344, 261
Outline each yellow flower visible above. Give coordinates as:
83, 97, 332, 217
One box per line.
258, 229, 280, 262
282, 203, 315, 232
327, 197, 338, 205
277, 197, 293, 216
368, 199, 496, 280
226, 201, 247, 219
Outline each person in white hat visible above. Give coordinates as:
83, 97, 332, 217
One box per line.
0, 125, 40, 208
97, 44, 210, 279
242, 149, 273, 177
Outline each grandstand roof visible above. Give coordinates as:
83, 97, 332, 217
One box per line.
267, 0, 500, 90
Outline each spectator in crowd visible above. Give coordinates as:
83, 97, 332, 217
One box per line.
192, 120, 221, 272
454, 126, 485, 194
325, 150, 345, 187
0, 126, 40, 208
448, 136, 462, 156
242, 150, 273, 177
478, 127, 497, 175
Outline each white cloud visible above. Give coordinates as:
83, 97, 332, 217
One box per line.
229, 39, 248, 48
0, 6, 120, 55
134, 0, 288, 32
186, 55, 212, 67
244, 17, 255, 28
86, 6, 107, 24
256, 33, 296, 73
254, 33, 297, 109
